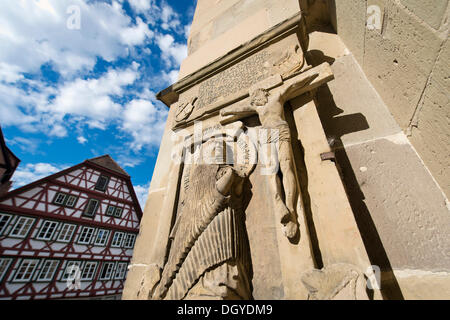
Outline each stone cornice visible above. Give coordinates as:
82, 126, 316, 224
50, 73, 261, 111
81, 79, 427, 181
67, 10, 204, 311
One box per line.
156, 12, 308, 107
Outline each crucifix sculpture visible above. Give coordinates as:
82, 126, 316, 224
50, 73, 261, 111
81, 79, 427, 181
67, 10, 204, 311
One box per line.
220, 68, 322, 239
150, 62, 336, 300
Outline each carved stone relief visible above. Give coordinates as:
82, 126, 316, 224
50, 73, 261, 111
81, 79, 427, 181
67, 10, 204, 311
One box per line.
174, 96, 198, 123
196, 50, 271, 110
301, 264, 369, 300
152, 128, 257, 300
194, 43, 306, 111
172, 61, 332, 130
157, 32, 372, 299
267, 44, 305, 79
123, 10, 382, 301
218, 68, 326, 239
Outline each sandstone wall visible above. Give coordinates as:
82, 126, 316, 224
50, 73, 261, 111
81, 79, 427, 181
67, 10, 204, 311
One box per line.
326, 0, 449, 199
306, 0, 450, 299
179, 0, 302, 78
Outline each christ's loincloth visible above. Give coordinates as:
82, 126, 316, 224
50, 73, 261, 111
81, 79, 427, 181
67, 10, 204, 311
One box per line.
261, 123, 291, 144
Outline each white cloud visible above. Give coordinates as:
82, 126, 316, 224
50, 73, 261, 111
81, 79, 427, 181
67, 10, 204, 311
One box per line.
184, 24, 192, 40
122, 99, 168, 151
120, 17, 154, 46
128, 0, 153, 13
12, 163, 69, 189
0, 80, 53, 128
133, 182, 150, 208
117, 156, 143, 168
0, 0, 153, 78
137, 87, 157, 101
77, 136, 88, 144
1, 62, 167, 150
0, 0, 187, 154
45, 66, 139, 127
161, 69, 179, 84
6, 137, 41, 155
160, 2, 180, 30
0, 63, 24, 83
156, 34, 187, 67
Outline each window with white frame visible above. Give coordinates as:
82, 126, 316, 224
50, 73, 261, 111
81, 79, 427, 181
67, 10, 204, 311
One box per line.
99, 262, 115, 280
53, 192, 67, 205
78, 226, 95, 244
106, 205, 115, 216
9, 217, 35, 238
94, 229, 110, 246
0, 213, 12, 235
81, 261, 98, 281
57, 224, 77, 242
37, 260, 59, 281
84, 199, 99, 217
65, 195, 78, 208
13, 259, 39, 282
0, 258, 12, 281
36, 220, 59, 241
123, 234, 136, 248
61, 261, 82, 281
111, 232, 124, 247
114, 207, 123, 218
114, 263, 128, 280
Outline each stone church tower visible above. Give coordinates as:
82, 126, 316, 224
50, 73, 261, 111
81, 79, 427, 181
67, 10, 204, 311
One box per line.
123, 0, 449, 300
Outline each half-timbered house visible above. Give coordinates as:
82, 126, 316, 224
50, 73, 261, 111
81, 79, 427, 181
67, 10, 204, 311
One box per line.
0, 155, 142, 300
0, 127, 20, 197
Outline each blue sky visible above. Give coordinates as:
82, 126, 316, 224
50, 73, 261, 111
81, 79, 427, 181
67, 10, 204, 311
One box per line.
0, 0, 197, 207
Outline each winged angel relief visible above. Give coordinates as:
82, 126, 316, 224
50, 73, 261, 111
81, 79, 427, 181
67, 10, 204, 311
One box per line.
152, 133, 256, 300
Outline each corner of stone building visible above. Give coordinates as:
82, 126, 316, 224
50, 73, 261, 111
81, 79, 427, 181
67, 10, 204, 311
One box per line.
302, 0, 450, 299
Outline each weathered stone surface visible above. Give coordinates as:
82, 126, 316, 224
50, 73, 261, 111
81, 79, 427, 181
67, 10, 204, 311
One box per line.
196, 50, 271, 109
393, 270, 450, 299
316, 53, 401, 147
400, 0, 449, 30
307, 31, 349, 65
339, 138, 450, 272
145, 108, 177, 191
189, 0, 301, 53
363, 0, 445, 129
301, 263, 368, 300
408, 39, 450, 198
329, 0, 367, 64
122, 264, 161, 300
245, 166, 285, 300
129, 188, 166, 265
291, 95, 374, 277
181, 9, 270, 78
308, 26, 450, 299
180, 0, 301, 78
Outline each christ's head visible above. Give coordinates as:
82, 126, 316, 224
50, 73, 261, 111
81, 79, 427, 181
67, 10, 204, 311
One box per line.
250, 88, 269, 106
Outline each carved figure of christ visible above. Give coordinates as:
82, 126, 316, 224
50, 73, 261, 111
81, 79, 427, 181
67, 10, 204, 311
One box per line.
220, 72, 319, 239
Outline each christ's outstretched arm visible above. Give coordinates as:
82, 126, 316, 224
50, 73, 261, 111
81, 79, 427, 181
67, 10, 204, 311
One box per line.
220, 104, 257, 125
220, 104, 256, 117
